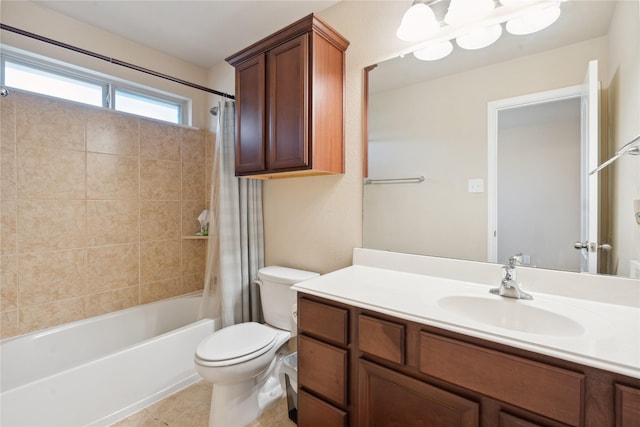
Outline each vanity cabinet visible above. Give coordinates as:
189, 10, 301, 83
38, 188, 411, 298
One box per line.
297, 294, 640, 427
226, 14, 349, 179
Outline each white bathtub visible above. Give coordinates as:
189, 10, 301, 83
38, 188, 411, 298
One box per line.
0, 292, 216, 426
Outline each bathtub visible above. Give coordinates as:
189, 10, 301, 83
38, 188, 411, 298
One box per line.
0, 292, 216, 426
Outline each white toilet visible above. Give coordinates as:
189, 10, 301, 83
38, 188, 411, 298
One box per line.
194, 266, 318, 427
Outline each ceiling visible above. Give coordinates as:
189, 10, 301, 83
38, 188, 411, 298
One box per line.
33, 0, 340, 68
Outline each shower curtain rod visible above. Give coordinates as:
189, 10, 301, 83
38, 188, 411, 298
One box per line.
0, 23, 235, 100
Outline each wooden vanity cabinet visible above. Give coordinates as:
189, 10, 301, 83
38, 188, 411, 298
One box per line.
297, 294, 640, 427
226, 14, 349, 179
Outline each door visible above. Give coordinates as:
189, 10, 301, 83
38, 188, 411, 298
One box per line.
579, 59, 600, 273
235, 55, 266, 175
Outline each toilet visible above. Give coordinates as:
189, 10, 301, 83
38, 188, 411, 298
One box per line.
194, 266, 318, 427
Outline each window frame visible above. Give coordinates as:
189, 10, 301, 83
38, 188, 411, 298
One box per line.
0, 50, 190, 126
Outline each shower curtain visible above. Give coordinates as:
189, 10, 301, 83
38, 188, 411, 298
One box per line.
201, 100, 264, 327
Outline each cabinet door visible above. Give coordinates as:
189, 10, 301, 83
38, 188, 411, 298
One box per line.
267, 33, 309, 171
235, 54, 266, 175
616, 384, 640, 427
358, 360, 479, 427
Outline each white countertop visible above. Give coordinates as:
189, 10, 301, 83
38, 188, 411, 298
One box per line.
292, 264, 640, 379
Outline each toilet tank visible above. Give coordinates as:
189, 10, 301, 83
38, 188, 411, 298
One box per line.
257, 266, 319, 330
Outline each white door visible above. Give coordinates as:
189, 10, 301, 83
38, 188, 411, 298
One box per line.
579, 60, 600, 273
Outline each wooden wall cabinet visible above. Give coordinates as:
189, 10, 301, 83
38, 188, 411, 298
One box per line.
226, 14, 349, 179
297, 294, 640, 427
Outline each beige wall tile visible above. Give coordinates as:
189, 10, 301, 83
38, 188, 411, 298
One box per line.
140, 239, 181, 284
182, 273, 205, 294
1, 255, 18, 311
87, 199, 139, 246
140, 120, 181, 161
87, 244, 139, 293
182, 160, 205, 201
87, 153, 138, 200
16, 93, 86, 152
17, 146, 85, 199
19, 249, 86, 306
0, 95, 17, 146
19, 297, 86, 335
87, 110, 139, 156
140, 200, 180, 241
1, 200, 17, 255
85, 286, 138, 318
1, 310, 18, 338
140, 159, 181, 200
141, 277, 180, 304
181, 128, 206, 162
18, 200, 86, 253
182, 239, 206, 276
182, 200, 209, 236
1, 143, 17, 200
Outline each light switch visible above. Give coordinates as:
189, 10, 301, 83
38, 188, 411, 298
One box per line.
468, 179, 484, 193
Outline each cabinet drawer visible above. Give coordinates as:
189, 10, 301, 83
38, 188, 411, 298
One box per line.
616, 384, 640, 427
419, 332, 584, 426
298, 389, 347, 427
358, 359, 479, 427
298, 335, 348, 407
298, 297, 348, 346
358, 314, 405, 365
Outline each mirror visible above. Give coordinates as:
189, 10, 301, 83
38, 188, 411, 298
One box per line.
363, 1, 639, 278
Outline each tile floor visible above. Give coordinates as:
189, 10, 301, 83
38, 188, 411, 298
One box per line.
113, 381, 297, 427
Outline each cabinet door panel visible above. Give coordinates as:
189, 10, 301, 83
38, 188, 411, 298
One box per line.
616, 384, 640, 427
299, 335, 348, 407
267, 33, 309, 171
235, 55, 265, 174
298, 389, 347, 427
358, 360, 479, 427
500, 412, 546, 427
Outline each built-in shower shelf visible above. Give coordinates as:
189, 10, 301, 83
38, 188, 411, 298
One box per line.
182, 235, 208, 240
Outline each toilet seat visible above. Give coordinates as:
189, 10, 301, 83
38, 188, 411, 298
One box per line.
195, 322, 278, 367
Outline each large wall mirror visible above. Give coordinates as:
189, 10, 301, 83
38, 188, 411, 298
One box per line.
363, 0, 639, 278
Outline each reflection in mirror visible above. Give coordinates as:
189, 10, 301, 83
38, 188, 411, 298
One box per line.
363, 0, 639, 278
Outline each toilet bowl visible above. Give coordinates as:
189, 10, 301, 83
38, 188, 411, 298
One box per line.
194, 266, 319, 427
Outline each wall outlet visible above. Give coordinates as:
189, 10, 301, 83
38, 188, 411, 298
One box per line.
468, 179, 484, 193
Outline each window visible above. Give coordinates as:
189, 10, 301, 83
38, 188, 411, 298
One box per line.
1, 54, 189, 125
114, 88, 181, 124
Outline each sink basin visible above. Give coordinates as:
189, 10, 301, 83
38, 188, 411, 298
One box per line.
438, 296, 585, 337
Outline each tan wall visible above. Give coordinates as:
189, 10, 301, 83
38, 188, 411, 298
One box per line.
0, 91, 208, 338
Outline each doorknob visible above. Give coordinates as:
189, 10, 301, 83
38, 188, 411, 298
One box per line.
574, 241, 612, 251
573, 241, 589, 250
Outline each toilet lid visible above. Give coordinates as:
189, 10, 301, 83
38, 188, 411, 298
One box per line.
196, 322, 278, 364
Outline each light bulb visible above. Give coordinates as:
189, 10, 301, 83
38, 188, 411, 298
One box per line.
456, 24, 503, 50
396, 3, 440, 42
413, 41, 454, 61
445, 0, 495, 26
506, 5, 561, 35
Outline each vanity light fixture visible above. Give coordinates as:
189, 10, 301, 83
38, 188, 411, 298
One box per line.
396, 2, 440, 42
398, 0, 565, 62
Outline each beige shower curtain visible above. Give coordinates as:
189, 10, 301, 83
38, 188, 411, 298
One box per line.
199, 100, 264, 327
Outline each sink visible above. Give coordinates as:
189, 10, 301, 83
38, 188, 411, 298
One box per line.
438, 296, 585, 337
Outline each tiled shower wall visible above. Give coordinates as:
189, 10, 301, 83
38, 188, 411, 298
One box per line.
1, 90, 210, 339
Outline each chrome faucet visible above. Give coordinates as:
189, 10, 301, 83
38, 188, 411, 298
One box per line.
490, 255, 533, 300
